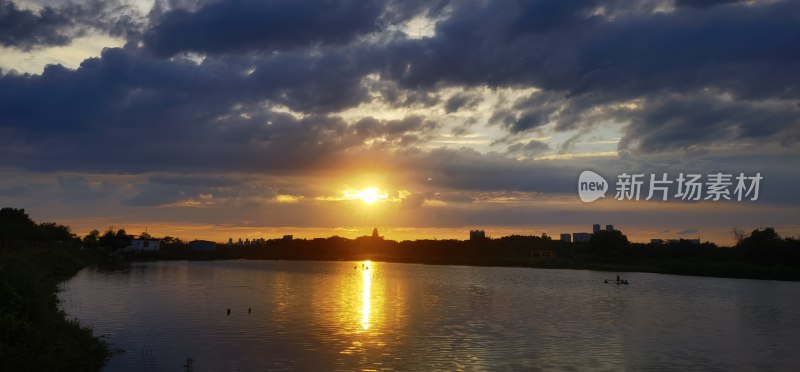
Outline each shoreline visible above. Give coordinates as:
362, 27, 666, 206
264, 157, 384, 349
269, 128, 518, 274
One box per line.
0, 247, 110, 371
119, 251, 800, 282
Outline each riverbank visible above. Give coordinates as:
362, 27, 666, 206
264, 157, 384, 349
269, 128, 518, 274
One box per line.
122, 248, 800, 282
0, 246, 109, 371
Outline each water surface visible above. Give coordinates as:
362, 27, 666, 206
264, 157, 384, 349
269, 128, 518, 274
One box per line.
60, 260, 800, 371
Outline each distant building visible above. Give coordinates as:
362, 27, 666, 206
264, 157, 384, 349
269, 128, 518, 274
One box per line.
130, 239, 160, 252
469, 230, 486, 240
531, 249, 555, 258
653, 238, 701, 245
606, 224, 614, 232
372, 228, 380, 239
560, 233, 572, 243
189, 240, 216, 251
228, 238, 233, 245
593, 224, 601, 234
573, 232, 591, 243
283, 235, 293, 241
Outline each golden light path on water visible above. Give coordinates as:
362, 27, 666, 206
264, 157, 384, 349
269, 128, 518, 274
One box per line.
360, 260, 372, 331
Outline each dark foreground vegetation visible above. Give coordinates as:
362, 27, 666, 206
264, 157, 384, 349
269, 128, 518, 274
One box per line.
0, 208, 109, 371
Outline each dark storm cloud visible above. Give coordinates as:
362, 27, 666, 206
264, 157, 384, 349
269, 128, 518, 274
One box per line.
141, 0, 447, 57
0, 1, 145, 50
619, 93, 800, 152
1, 0, 799, 188
57, 175, 112, 201
444, 92, 481, 113
491, 91, 566, 133
353, 115, 439, 145
0, 45, 436, 173
377, 0, 800, 150
506, 139, 550, 157
142, 0, 382, 56
400, 148, 581, 194
381, 0, 800, 99
0, 0, 75, 49
148, 174, 243, 188
674, 0, 743, 9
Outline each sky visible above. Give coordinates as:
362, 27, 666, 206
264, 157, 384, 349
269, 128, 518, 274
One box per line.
0, 0, 798, 244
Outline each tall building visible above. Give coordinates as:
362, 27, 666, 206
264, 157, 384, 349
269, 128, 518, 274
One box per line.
606, 224, 614, 232
469, 230, 486, 240
560, 233, 572, 243
593, 224, 601, 234
573, 232, 591, 243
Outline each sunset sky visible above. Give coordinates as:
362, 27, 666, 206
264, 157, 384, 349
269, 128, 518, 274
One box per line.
1, 0, 798, 244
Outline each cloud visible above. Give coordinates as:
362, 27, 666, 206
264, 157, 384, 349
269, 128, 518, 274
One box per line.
506, 139, 551, 158
0, 0, 75, 49
444, 92, 481, 113
376, 0, 800, 150
142, 0, 419, 57
674, 0, 743, 9
1, 0, 799, 222
619, 93, 800, 152
0, 0, 144, 50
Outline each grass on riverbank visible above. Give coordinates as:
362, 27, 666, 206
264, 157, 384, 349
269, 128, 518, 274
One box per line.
0, 246, 109, 371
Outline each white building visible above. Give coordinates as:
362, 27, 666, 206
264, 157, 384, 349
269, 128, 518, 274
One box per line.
131, 239, 160, 251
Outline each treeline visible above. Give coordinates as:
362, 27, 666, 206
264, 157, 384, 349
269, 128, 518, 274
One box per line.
216, 229, 799, 266
203, 229, 800, 280
0, 207, 77, 249
0, 208, 109, 371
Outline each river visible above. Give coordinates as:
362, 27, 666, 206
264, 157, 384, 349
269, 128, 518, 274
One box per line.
60, 260, 800, 371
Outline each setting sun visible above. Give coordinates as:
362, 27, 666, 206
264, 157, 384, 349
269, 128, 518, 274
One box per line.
345, 187, 388, 205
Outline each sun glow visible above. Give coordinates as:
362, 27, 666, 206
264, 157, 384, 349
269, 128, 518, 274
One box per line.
345, 187, 388, 205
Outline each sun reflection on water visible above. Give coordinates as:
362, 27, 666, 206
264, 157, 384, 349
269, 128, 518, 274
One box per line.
360, 260, 372, 331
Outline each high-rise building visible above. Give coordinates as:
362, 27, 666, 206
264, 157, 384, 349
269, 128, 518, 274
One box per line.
606, 224, 614, 232
469, 230, 486, 240
560, 233, 572, 243
573, 232, 591, 242
593, 224, 601, 233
